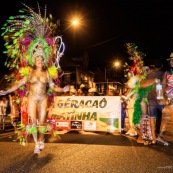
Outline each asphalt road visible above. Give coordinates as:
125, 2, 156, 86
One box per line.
0, 129, 173, 173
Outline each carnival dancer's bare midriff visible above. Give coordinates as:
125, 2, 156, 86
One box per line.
28, 69, 48, 101
28, 83, 48, 102
28, 81, 47, 99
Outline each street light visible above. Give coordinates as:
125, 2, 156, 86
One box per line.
71, 19, 79, 26
61, 17, 81, 33
114, 61, 120, 68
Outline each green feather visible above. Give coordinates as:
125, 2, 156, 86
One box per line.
48, 65, 58, 79
133, 84, 155, 125
3, 51, 8, 54
19, 10, 24, 13
14, 32, 21, 36
49, 14, 52, 19
9, 16, 14, 19
13, 39, 17, 44
9, 28, 15, 32
19, 67, 30, 76
4, 42, 8, 46
3, 23, 7, 27
1, 27, 6, 30
25, 20, 30, 24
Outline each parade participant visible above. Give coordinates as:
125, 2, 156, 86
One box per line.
125, 74, 138, 137
120, 93, 128, 134
0, 3, 69, 154
88, 87, 100, 96
0, 97, 3, 132
143, 65, 164, 144
124, 43, 147, 141
139, 76, 160, 144
106, 85, 117, 96
0, 96, 10, 132
77, 84, 88, 96
69, 85, 77, 96
124, 43, 158, 144
9, 93, 20, 133
156, 52, 173, 145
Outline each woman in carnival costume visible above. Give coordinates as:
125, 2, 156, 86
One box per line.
0, 3, 70, 154
124, 43, 159, 145
124, 43, 146, 139
156, 52, 173, 145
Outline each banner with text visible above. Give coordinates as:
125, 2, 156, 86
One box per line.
47, 96, 121, 133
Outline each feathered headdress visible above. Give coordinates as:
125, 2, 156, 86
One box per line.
124, 43, 147, 81
1, 3, 64, 76
124, 43, 147, 97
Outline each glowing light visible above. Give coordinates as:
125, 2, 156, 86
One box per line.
72, 19, 79, 26
114, 61, 120, 67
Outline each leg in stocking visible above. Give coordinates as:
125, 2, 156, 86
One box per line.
126, 98, 137, 136
139, 99, 152, 144
156, 105, 170, 146
38, 124, 47, 150
159, 105, 171, 135
0, 115, 2, 131
37, 97, 48, 151
2, 116, 5, 131
136, 128, 144, 143
150, 118, 156, 144
159, 117, 170, 136
31, 124, 40, 154
27, 99, 40, 153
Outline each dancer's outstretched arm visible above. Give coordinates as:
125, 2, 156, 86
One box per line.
0, 76, 27, 96
48, 76, 70, 93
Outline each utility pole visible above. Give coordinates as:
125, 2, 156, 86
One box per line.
105, 67, 106, 82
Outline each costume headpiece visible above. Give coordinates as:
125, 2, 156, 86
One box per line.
88, 87, 97, 93
31, 40, 46, 61
69, 85, 76, 93
1, 3, 65, 71
167, 52, 173, 61
124, 43, 146, 80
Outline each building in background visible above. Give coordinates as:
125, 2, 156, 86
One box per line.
60, 51, 124, 94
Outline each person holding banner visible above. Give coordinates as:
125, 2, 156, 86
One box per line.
0, 3, 69, 154
0, 96, 10, 132
125, 92, 138, 137
77, 84, 89, 96
9, 92, 20, 133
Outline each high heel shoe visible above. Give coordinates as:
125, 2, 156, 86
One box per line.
39, 140, 45, 150
156, 135, 169, 146
34, 144, 41, 154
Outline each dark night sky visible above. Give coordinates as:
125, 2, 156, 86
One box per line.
1, 0, 173, 76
